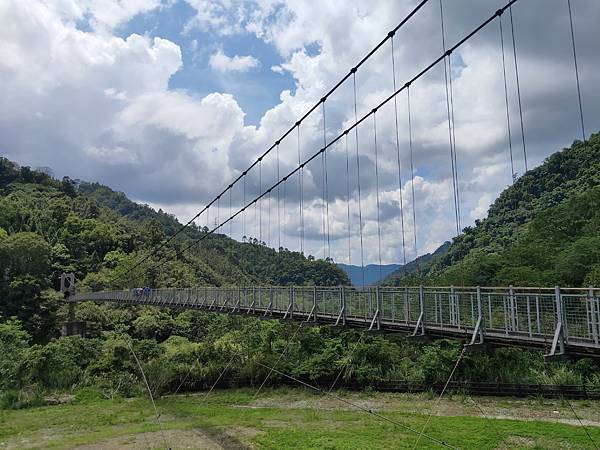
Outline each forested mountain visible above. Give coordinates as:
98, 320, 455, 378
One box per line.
2, 136, 600, 411
0, 157, 347, 342
388, 133, 600, 287
380, 242, 450, 286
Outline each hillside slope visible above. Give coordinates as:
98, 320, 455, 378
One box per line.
400, 133, 600, 286
380, 242, 450, 286
0, 157, 348, 339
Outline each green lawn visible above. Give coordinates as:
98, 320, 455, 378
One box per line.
1, 388, 599, 449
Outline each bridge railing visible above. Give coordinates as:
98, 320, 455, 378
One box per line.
72, 285, 600, 355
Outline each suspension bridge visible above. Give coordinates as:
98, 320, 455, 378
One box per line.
65, 0, 598, 363
70, 285, 600, 359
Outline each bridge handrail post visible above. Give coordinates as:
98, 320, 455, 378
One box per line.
590, 286, 599, 345
450, 285, 455, 326
313, 286, 317, 322
341, 286, 347, 325
404, 286, 409, 324
509, 285, 516, 332
545, 286, 567, 360
420, 285, 425, 328
376, 286, 382, 328
556, 286, 567, 343
465, 286, 484, 349
477, 286, 483, 329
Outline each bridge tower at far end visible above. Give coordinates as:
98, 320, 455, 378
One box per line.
60, 273, 86, 338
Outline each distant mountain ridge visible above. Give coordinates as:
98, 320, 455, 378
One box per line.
379, 241, 451, 286
337, 263, 402, 286
337, 241, 451, 286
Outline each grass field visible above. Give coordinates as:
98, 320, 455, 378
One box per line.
1, 388, 599, 449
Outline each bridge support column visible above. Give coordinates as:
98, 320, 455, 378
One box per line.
410, 285, 426, 337
335, 286, 346, 326
368, 286, 381, 331
465, 286, 486, 353
545, 286, 567, 362
590, 286, 599, 346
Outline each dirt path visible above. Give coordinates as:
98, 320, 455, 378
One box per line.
246, 391, 600, 427
71, 427, 253, 450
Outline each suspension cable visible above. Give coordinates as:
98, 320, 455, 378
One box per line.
448, 53, 461, 231
277, 142, 281, 250
259, 159, 262, 243
267, 188, 271, 248
510, 5, 528, 172
297, 123, 305, 254
391, 34, 407, 265
322, 99, 331, 260
353, 72, 366, 287
345, 132, 352, 266
321, 103, 327, 260
137, 1, 521, 280
282, 177, 287, 250
567, 0, 586, 141
407, 87, 418, 263
229, 188, 232, 238
499, 13, 516, 184
243, 174, 246, 239
439, 0, 460, 236
114, 0, 433, 284
373, 111, 383, 282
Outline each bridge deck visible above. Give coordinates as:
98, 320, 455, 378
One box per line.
71, 286, 600, 357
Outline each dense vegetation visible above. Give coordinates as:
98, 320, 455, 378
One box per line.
384, 133, 600, 287
1, 134, 600, 412
0, 157, 347, 341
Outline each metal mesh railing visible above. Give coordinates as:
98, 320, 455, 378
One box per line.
72, 285, 600, 352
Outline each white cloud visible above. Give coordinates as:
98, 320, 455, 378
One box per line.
2, 0, 600, 266
209, 49, 260, 73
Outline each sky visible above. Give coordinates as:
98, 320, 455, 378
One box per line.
1, 0, 599, 265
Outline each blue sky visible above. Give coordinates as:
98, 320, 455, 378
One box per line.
3, 0, 599, 263
114, 2, 295, 126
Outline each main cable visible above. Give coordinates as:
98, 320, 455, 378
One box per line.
114, 0, 433, 285
135, 0, 521, 280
